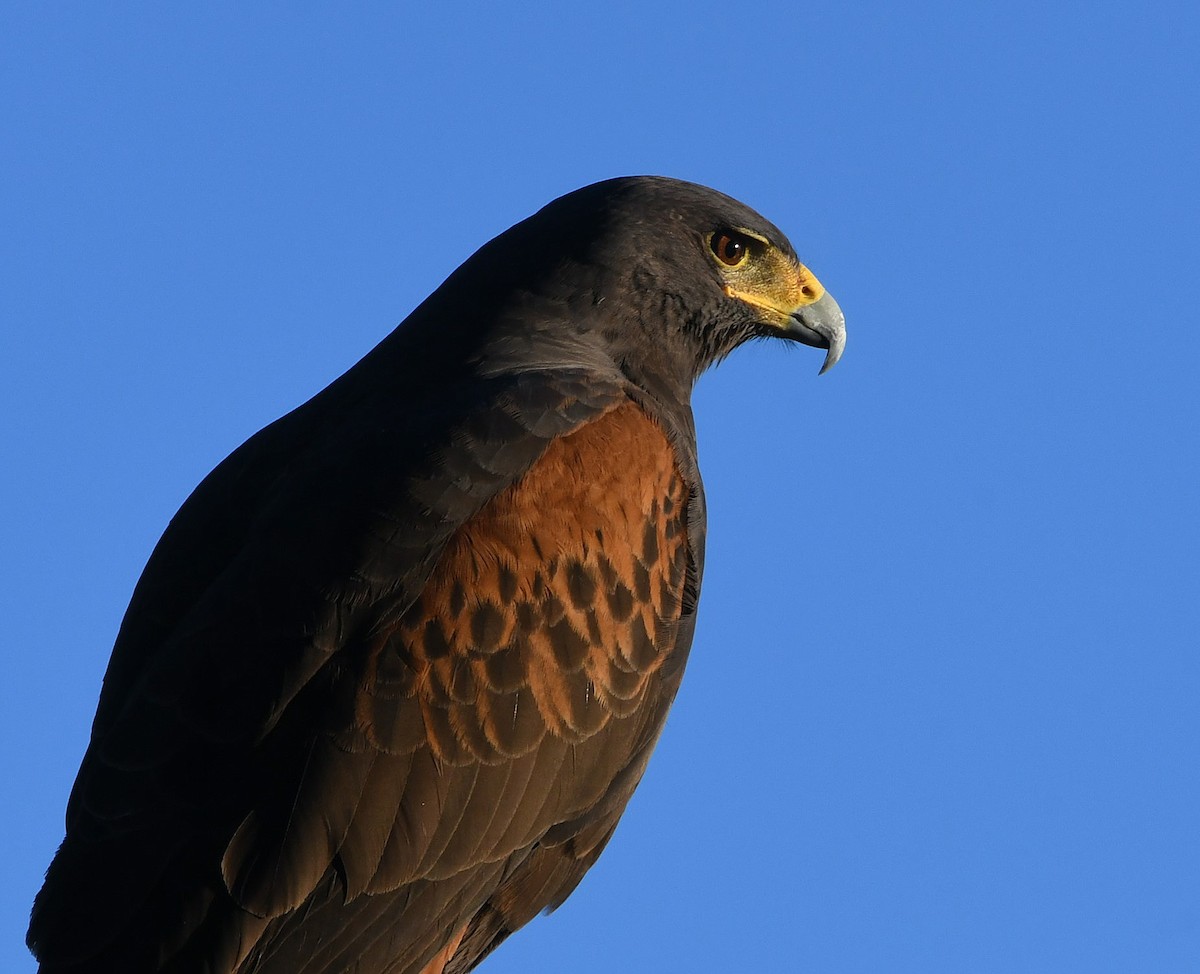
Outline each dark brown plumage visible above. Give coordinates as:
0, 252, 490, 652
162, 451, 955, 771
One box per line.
28, 176, 844, 974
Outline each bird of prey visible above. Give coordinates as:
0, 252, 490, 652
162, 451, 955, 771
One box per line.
28, 176, 845, 974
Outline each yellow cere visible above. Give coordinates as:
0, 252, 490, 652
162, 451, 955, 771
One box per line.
718, 232, 827, 323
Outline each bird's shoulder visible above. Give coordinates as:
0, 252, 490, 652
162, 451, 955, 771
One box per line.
86, 366, 632, 753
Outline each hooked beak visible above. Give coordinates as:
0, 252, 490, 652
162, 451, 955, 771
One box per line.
786, 291, 846, 375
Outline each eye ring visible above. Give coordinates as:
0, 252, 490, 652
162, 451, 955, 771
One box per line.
710, 230, 752, 267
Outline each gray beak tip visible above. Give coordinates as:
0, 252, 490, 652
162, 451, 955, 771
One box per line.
817, 330, 846, 375
789, 291, 846, 375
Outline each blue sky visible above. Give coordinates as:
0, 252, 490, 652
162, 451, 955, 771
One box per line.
3, 4, 1197, 971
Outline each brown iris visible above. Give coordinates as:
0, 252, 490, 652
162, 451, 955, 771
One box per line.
710, 230, 752, 267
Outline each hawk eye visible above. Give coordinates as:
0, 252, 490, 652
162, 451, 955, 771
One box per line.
710, 230, 752, 267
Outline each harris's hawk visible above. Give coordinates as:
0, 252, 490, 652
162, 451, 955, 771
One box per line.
28, 176, 845, 974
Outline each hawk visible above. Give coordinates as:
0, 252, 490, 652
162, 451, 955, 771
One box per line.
29, 176, 845, 973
